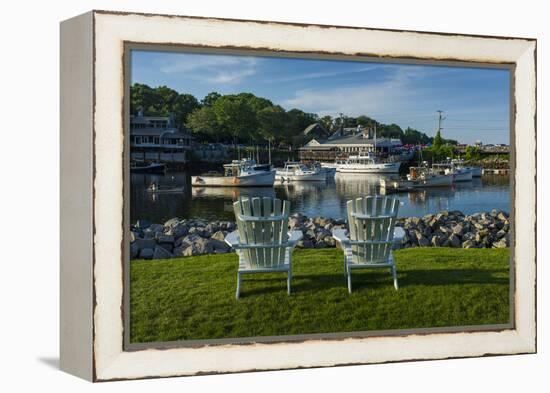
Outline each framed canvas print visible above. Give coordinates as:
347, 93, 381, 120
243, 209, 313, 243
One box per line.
60, 10, 537, 382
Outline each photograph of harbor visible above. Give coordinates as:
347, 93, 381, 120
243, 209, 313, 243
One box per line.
128, 49, 511, 344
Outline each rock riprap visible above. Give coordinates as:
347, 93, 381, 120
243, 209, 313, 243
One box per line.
130, 210, 510, 260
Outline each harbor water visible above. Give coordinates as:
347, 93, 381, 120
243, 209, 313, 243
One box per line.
131, 171, 510, 224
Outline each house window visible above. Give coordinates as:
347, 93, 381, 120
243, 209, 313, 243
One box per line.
135, 136, 141, 144
154, 137, 159, 145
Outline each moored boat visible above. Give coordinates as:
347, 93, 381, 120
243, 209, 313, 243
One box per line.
146, 184, 185, 193
334, 152, 401, 174
130, 160, 166, 173
191, 159, 275, 187
433, 161, 473, 182
380, 165, 453, 191
451, 159, 482, 177
276, 162, 326, 182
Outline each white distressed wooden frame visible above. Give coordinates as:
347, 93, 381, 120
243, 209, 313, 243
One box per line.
60, 10, 536, 382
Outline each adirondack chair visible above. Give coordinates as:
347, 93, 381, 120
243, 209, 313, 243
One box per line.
332, 196, 401, 293
225, 197, 303, 299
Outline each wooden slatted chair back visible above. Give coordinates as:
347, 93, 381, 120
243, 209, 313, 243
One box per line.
233, 197, 290, 269
346, 196, 400, 264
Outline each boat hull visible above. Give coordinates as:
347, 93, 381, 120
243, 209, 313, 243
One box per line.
146, 187, 184, 193
191, 170, 275, 187
130, 163, 166, 173
380, 174, 453, 190
336, 162, 401, 174
470, 167, 482, 177
276, 171, 326, 182
452, 169, 473, 182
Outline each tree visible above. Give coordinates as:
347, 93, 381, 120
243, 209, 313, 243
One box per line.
235, 93, 273, 112
378, 123, 404, 139
201, 92, 222, 107
257, 105, 290, 144
318, 115, 334, 133
130, 83, 157, 115
464, 145, 481, 161
186, 106, 220, 141
433, 130, 443, 149
212, 95, 258, 144
173, 93, 200, 126
286, 109, 318, 145
402, 127, 431, 145
130, 84, 199, 127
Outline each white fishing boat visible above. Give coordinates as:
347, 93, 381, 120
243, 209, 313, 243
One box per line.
335, 151, 401, 174
451, 159, 482, 177
432, 161, 473, 182
276, 162, 326, 182
380, 165, 453, 191
191, 159, 275, 187
307, 161, 336, 177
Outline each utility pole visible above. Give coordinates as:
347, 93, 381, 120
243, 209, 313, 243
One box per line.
436, 110, 446, 135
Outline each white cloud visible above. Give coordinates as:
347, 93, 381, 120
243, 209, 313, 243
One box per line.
281, 66, 435, 118
158, 55, 259, 85
268, 65, 381, 83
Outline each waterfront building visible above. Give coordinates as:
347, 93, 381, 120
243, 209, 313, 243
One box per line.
130, 110, 194, 153
299, 124, 403, 161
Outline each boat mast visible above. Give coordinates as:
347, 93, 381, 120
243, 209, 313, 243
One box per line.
373, 124, 377, 153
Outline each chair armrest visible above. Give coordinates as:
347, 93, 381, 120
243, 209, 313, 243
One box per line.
225, 230, 303, 249
287, 230, 303, 247
393, 227, 405, 243
332, 228, 350, 245
224, 230, 240, 248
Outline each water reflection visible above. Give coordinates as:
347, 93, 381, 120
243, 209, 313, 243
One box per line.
130, 171, 510, 223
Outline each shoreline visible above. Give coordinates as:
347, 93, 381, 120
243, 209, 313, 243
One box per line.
130, 209, 510, 260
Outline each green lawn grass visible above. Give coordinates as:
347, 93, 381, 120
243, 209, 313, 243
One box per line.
130, 248, 510, 343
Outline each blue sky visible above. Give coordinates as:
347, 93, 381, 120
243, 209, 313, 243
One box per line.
131, 50, 510, 144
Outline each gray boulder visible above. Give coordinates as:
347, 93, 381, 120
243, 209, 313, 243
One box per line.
315, 240, 328, 248
148, 223, 165, 233
164, 217, 180, 228
139, 248, 154, 259
210, 239, 230, 253
492, 238, 508, 248
417, 234, 430, 247
449, 233, 461, 248
153, 246, 172, 259
211, 230, 227, 242
452, 224, 464, 236
297, 239, 314, 248
156, 234, 174, 244
135, 219, 151, 229
130, 242, 139, 259
133, 238, 156, 252
168, 223, 189, 238
304, 228, 316, 240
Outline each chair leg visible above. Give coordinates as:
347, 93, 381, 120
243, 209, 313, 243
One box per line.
343, 256, 347, 276
392, 266, 399, 290
347, 269, 352, 294
287, 270, 292, 295
236, 272, 241, 299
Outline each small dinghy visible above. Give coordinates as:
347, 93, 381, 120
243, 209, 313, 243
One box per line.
146, 183, 184, 193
